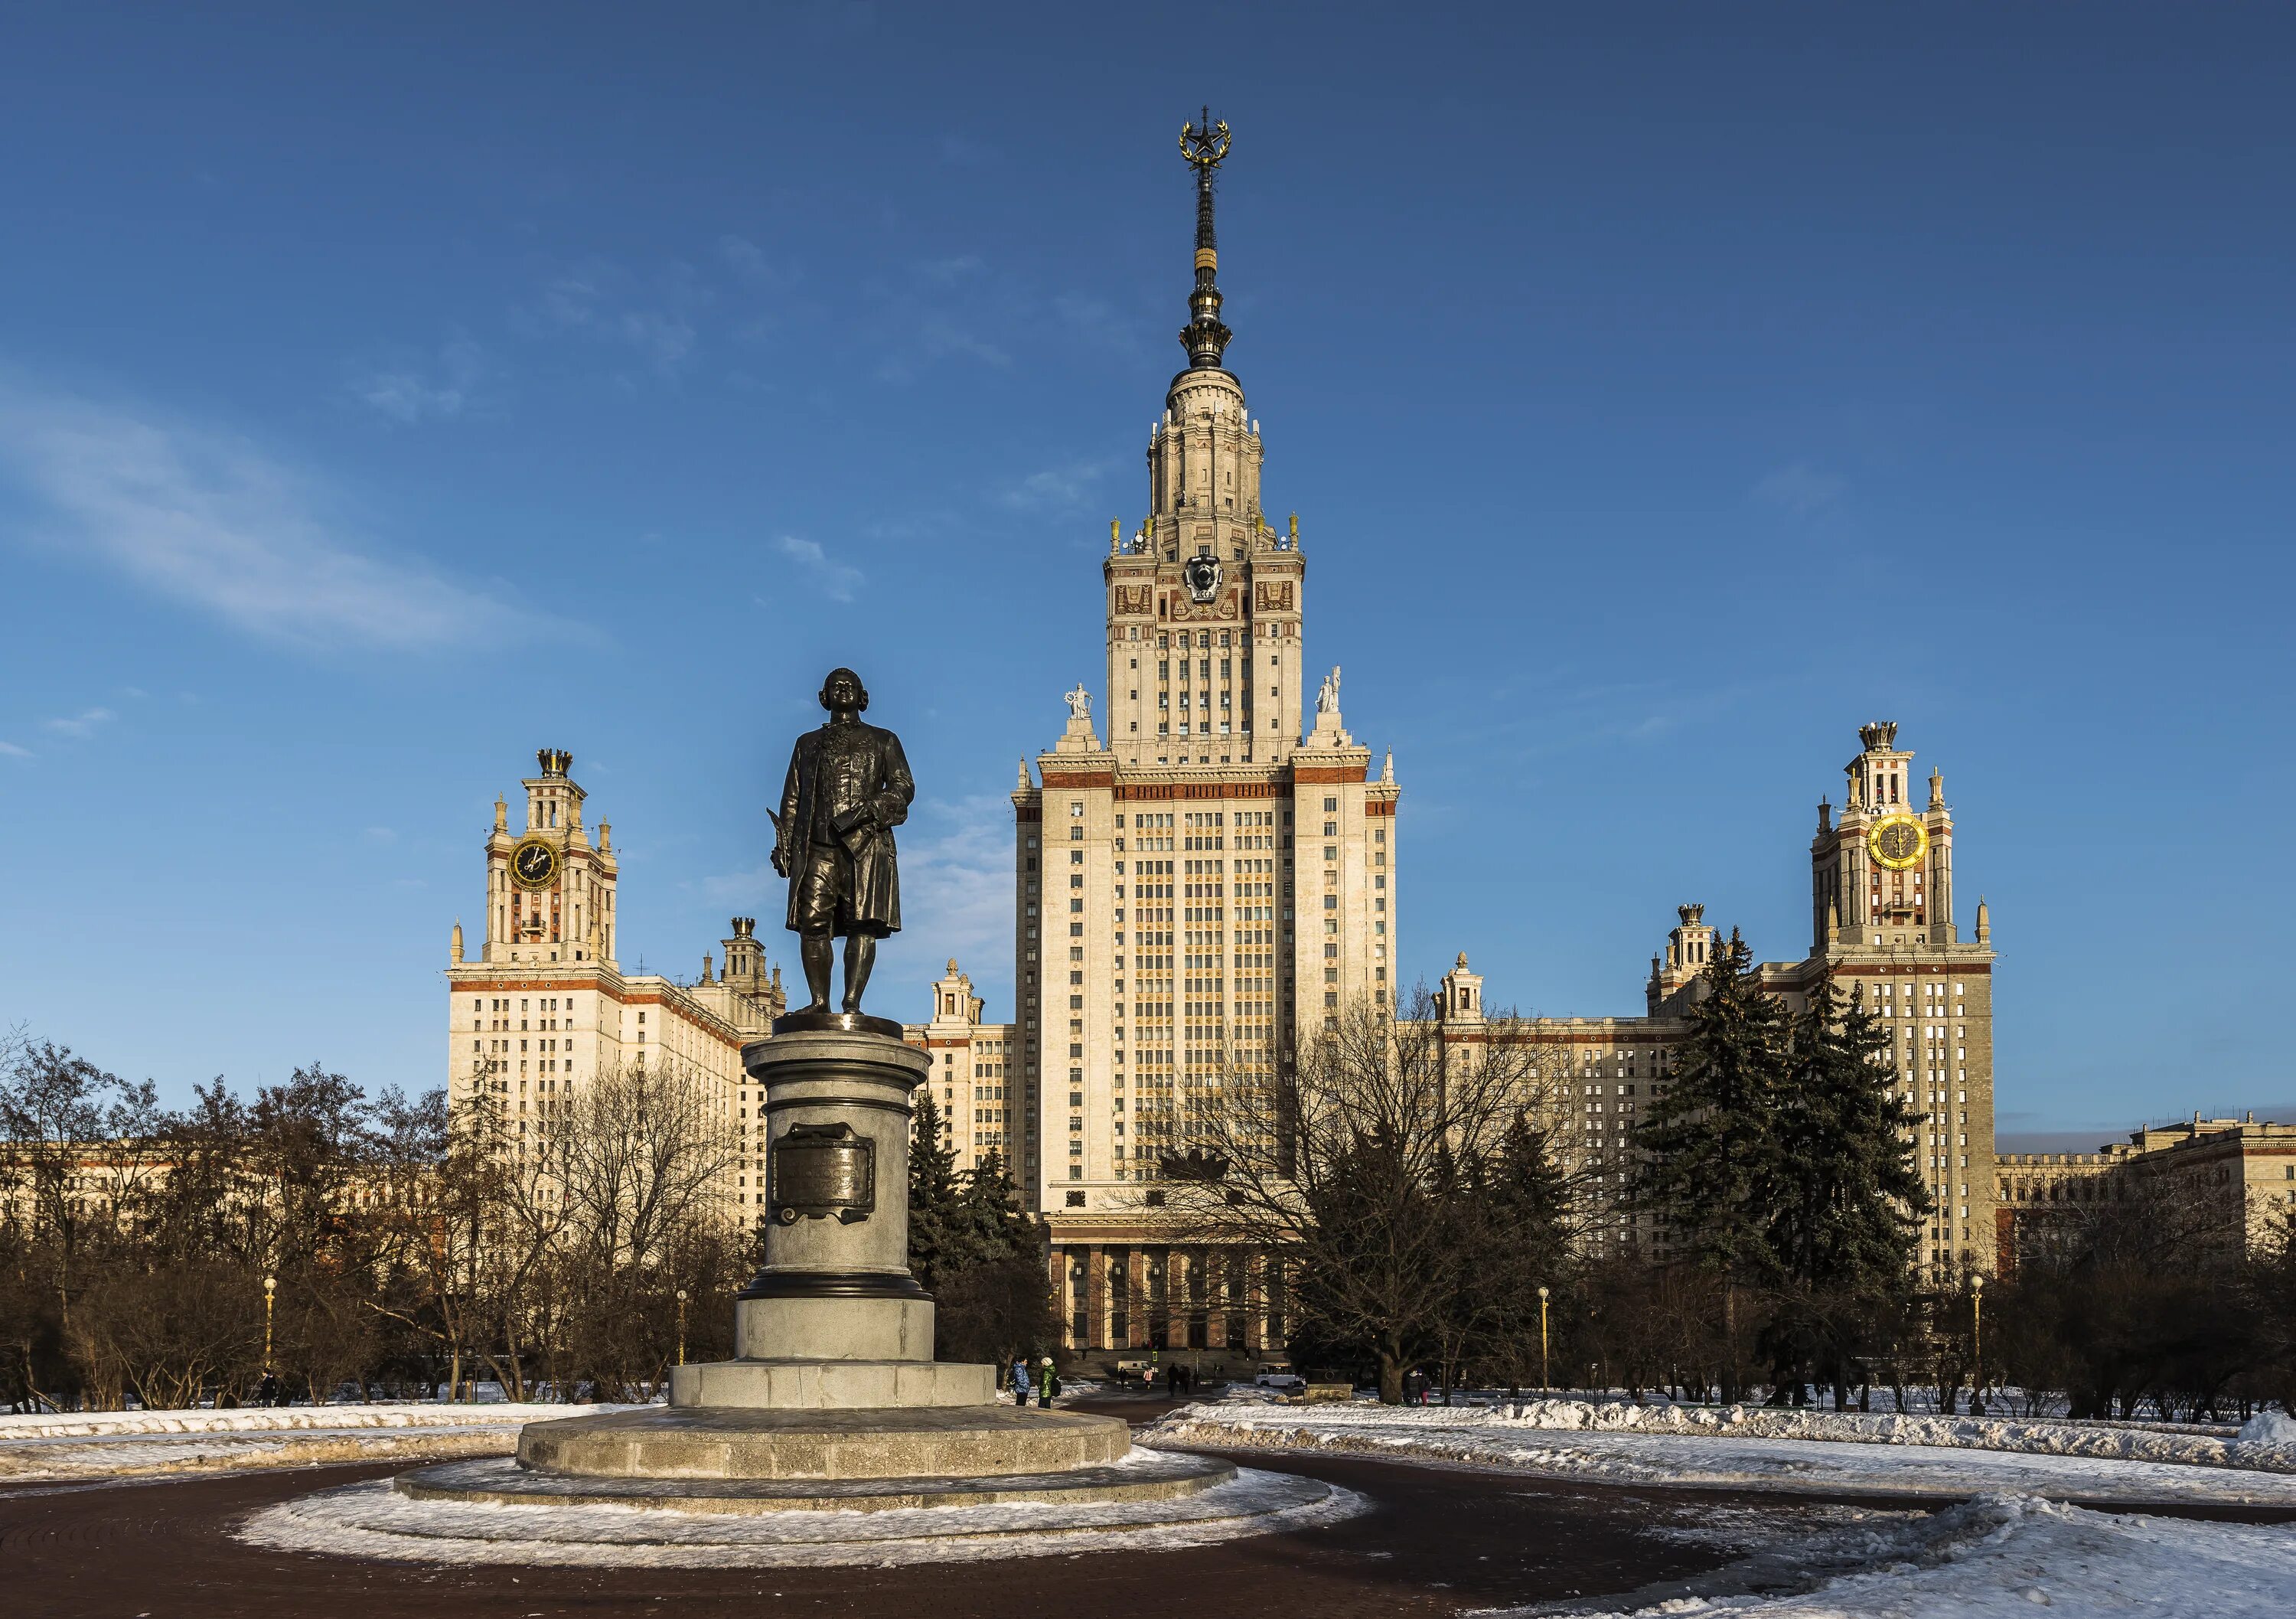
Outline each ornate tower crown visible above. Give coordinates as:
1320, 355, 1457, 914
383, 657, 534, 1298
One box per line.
1178, 107, 1234, 371
1677, 903, 1705, 926
536, 747, 573, 778
1857, 721, 1899, 754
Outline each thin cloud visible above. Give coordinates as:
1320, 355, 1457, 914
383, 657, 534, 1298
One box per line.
719, 235, 794, 289
697, 863, 775, 907
0, 740, 31, 759
0, 380, 555, 654
897, 794, 1013, 966
529, 259, 703, 373
41, 707, 116, 738
1053, 293, 1143, 356
1753, 461, 1846, 516
1000, 459, 1113, 512
351, 335, 494, 423
777, 534, 864, 603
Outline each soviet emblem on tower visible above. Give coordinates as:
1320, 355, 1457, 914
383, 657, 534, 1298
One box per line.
1183, 553, 1221, 602
768, 666, 915, 1036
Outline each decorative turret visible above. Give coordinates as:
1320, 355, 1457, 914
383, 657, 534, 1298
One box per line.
450, 918, 464, 964
1438, 951, 1484, 1025
1648, 903, 1719, 1011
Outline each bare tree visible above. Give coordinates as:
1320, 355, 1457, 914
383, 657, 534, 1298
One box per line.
1155, 987, 1567, 1403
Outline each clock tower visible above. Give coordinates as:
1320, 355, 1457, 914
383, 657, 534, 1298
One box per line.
481, 747, 618, 967
1808, 721, 1997, 1275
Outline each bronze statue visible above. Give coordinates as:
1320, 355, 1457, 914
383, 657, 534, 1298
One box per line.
770, 668, 914, 1020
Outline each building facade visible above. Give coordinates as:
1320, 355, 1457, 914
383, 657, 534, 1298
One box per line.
1998, 1115, 2296, 1269
444, 749, 786, 1222
1008, 132, 1398, 1359
902, 959, 1022, 1176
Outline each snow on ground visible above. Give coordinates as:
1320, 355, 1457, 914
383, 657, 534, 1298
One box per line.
0, 1402, 617, 1439
1147, 1403, 2296, 1506
1459, 1398, 2296, 1473
0, 1402, 622, 1484
1498, 1492, 2296, 1618
236, 1464, 1369, 1568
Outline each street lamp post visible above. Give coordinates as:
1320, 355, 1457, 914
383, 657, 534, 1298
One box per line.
1537, 1284, 1551, 1391
675, 1288, 689, 1367
1970, 1274, 1985, 1412
263, 1274, 276, 1373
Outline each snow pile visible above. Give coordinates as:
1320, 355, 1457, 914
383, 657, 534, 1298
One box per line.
1194, 1396, 2296, 1474
2239, 1409, 2296, 1446
0, 1402, 623, 1483
1145, 1405, 2296, 1506
1541, 1493, 2296, 1618
0, 1402, 614, 1440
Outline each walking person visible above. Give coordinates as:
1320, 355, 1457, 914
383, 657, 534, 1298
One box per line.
1011, 1356, 1029, 1408
1037, 1356, 1057, 1409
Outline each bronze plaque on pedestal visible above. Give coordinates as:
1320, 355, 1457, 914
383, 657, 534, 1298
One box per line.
771, 1122, 875, 1224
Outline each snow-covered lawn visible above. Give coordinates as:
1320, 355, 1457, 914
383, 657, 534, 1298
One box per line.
0, 1402, 621, 1483
1146, 1401, 2296, 1506
1533, 1492, 2296, 1618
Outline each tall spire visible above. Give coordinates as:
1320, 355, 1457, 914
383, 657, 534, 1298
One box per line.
1178, 108, 1233, 370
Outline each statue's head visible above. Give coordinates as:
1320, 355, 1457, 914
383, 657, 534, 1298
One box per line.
819, 667, 869, 713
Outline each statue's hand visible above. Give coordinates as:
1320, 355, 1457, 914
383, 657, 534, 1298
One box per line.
770, 846, 789, 878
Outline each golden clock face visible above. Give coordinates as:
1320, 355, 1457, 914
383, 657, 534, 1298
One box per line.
510, 836, 559, 890
1867, 814, 1928, 871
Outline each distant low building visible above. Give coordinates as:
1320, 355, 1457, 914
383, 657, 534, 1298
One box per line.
1996, 1115, 2296, 1269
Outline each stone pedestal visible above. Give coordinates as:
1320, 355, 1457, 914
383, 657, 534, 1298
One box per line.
455, 1018, 1137, 1499
654, 1022, 994, 1412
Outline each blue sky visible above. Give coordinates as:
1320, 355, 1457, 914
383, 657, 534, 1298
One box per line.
2, 4, 2290, 1146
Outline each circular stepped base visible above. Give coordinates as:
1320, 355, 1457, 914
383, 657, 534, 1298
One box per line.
239, 1453, 1367, 1568
397, 1445, 1231, 1514
517, 1404, 1130, 1481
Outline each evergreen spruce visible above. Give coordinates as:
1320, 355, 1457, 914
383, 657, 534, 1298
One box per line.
1629, 928, 1790, 1399
1482, 1109, 1573, 1390
906, 1102, 1056, 1362
1763, 978, 1929, 1402
906, 1092, 962, 1290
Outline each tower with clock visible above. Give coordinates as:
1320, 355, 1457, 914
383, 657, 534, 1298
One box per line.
1807, 720, 1999, 1275
479, 748, 618, 967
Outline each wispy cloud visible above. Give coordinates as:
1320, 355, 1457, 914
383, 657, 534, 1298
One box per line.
41, 707, 116, 738
528, 259, 704, 373
719, 234, 794, 289
0, 380, 556, 654
869, 256, 1013, 383
776, 534, 864, 602
697, 863, 775, 907
0, 740, 31, 759
351, 335, 494, 423
892, 794, 1011, 965
999, 459, 1114, 512
1052, 293, 1143, 356
1753, 461, 1846, 516
364, 826, 397, 844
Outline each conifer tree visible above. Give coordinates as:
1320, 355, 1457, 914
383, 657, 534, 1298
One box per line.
907, 1092, 962, 1290
1762, 978, 1929, 1402
1629, 928, 1790, 1399
1481, 1109, 1574, 1391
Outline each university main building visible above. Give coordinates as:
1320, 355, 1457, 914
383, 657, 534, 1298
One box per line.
445, 125, 2004, 1363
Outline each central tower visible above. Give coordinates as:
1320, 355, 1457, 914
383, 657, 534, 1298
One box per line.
1016, 118, 1399, 1360
1104, 111, 1306, 769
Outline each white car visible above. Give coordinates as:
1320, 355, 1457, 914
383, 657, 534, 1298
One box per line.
1253, 1372, 1306, 1395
